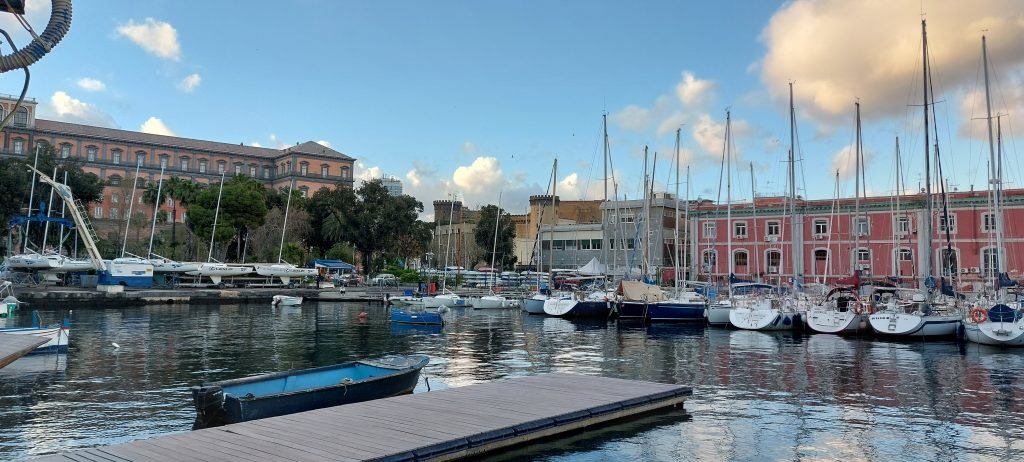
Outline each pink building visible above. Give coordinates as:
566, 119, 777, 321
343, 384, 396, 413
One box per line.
691, 189, 1024, 289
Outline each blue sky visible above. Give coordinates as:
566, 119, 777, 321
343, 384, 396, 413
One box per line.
3, 1, 1023, 218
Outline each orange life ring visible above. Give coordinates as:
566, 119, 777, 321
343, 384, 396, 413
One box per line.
970, 307, 988, 324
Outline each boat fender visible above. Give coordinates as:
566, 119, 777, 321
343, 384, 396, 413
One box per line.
969, 307, 987, 324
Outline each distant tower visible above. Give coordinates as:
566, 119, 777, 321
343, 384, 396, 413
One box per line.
432, 199, 463, 224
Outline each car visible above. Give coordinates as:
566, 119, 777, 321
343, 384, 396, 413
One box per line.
371, 273, 398, 286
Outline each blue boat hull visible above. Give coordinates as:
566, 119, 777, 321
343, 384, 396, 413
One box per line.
647, 302, 705, 322
563, 300, 613, 319
390, 307, 445, 325
192, 355, 429, 429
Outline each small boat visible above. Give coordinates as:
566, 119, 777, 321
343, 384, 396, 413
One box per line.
272, 295, 303, 306
807, 286, 871, 335
521, 292, 548, 314
390, 307, 445, 325
191, 355, 429, 429
148, 258, 200, 273
543, 290, 614, 318
0, 311, 70, 354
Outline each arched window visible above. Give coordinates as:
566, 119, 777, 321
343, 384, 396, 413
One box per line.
86, 145, 98, 161
341, 166, 350, 179
111, 149, 123, 164
299, 161, 309, 176
702, 250, 717, 273
321, 164, 329, 177
159, 154, 169, 169
766, 250, 782, 274
13, 106, 28, 127
233, 162, 242, 175
108, 175, 122, 186
135, 151, 147, 167
217, 160, 226, 174
59, 143, 72, 158
11, 138, 24, 154
180, 156, 190, 171
198, 158, 208, 173
734, 250, 748, 268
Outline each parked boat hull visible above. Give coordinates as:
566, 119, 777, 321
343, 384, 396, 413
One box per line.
648, 301, 706, 322
543, 297, 612, 318
730, 307, 802, 331
963, 321, 1024, 346
0, 326, 70, 353
807, 309, 870, 334
706, 303, 732, 325
868, 313, 960, 337
473, 295, 509, 309
390, 307, 444, 325
522, 295, 547, 314
191, 355, 429, 429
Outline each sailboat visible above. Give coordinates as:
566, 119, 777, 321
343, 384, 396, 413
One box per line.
730, 86, 806, 331
474, 193, 512, 309
868, 20, 962, 338
808, 102, 872, 334
963, 34, 1024, 346
422, 194, 462, 309
705, 113, 738, 326
522, 159, 558, 315
187, 174, 254, 286
255, 180, 317, 286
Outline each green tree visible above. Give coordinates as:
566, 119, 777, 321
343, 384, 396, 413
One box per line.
185, 175, 267, 261
320, 179, 423, 275
474, 204, 518, 270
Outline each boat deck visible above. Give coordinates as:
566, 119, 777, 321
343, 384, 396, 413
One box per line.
0, 333, 48, 369
34, 373, 691, 461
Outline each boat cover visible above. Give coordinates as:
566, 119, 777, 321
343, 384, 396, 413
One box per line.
618, 280, 666, 302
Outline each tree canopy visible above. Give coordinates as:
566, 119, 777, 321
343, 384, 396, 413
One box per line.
473, 204, 518, 270
185, 175, 268, 260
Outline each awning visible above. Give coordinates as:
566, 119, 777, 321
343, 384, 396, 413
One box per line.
313, 259, 355, 271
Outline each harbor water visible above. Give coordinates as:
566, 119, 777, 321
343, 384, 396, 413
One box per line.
1, 302, 1022, 461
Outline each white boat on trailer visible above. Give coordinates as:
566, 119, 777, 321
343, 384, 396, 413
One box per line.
255, 263, 316, 286
187, 262, 254, 286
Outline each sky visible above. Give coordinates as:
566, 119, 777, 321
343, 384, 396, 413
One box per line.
2, 1, 1023, 220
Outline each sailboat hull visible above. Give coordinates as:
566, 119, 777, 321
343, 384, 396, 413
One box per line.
963, 319, 1024, 346
868, 312, 960, 337
730, 307, 802, 331
648, 301, 706, 322
473, 296, 508, 309
706, 303, 732, 325
522, 295, 547, 314
807, 309, 870, 334
543, 297, 612, 318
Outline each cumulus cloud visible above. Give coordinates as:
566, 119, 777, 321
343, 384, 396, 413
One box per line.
116, 18, 182, 61
140, 117, 176, 136
612, 95, 673, 132
356, 162, 383, 182
759, 0, 1024, 126
250, 141, 263, 148
178, 73, 201, 92
830, 143, 873, 180
656, 112, 687, 138
316, 140, 332, 148
462, 141, 477, 154
76, 78, 106, 92
453, 157, 503, 194
45, 91, 117, 127
957, 67, 1024, 138
675, 71, 716, 106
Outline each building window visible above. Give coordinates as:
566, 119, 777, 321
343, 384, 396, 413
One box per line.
855, 216, 869, 236
111, 192, 120, 204
590, 239, 602, 250
263, 166, 271, 179
217, 161, 226, 174
939, 248, 959, 276
766, 250, 781, 273
299, 186, 309, 198
234, 163, 242, 175
625, 238, 636, 250
580, 239, 591, 250
734, 250, 748, 267
982, 213, 995, 232
321, 165, 329, 177
766, 221, 780, 237
159, 155, 168, 169
12, 107, 28, 127
620, 212, 635, 224
702, 250, 717, 273
814, 249, 828, 261
180, 157, 189, 171
981, 248, 999, 277
896, 216, 910, 234
341, 166, 350, 179
136, 152, 146, 167
938, 213, 956, 233
93, 207, 103, 219
86, 146, 97, 161
112, 149, 122, 164
60, 143, 71, 158
249, 165, 257, 176
856, 248, 870, 262
702, 221, 716, 238
199, 159, 207, 173
897, 248, 913, 261
136, 177, 146, 188
300, 162, 309, 176
108, 175, 121, 186
12, 138, 23, 154
734, 222, 747, 238
813, 219, 828, 235
110, 208, 120, 220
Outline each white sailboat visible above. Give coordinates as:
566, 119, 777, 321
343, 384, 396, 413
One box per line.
255, 180, 316, 285
808, 102, 871, 335
522, 160, 559, 315
706, 114, 737, 326
423, 194, 462, 308
730, 86, 807, 331
187, 174, 254, 285
869, 20, 962, 338
474, 193, 512, 309
963, 34, 1024, 346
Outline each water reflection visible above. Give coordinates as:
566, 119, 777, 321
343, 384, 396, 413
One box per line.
0, 303, 1021, 461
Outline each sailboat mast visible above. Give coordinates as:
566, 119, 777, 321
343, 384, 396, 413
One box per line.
853, 102, 862, 273
684, 167, 691, 281
603, 114, 609, 275
147, 165, 165, 257
550, 159, 557, 274
674, 128, 681, 293
893, 137, 903, 281
982, 35, 1006, 276
787, 82, 804, 283
489, 192, 502, 290
277, 179, 295, 263
725, 112, 733, 277
41, 167, 57, 251
921, 19, 934, 283
208, 173, 226, 262
22, 146, 41, 254
750, 162, 759, 280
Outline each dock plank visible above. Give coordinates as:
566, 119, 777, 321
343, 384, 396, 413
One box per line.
35, 373, 691, 462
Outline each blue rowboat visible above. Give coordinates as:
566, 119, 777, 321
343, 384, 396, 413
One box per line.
390, 307, 445, 325
191, 355, 429, 429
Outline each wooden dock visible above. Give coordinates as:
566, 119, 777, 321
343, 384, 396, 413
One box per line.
0, 333, 48, 369
34, 373, 691, 461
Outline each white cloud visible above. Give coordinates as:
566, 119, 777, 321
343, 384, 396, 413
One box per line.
76, 78, 106, 92
356, 162, 383, 182
453, 157, 503, 194
675, 71, 716, 106
613, 104, 655, 132
178, 73, 201, 93
759, 0, 1024, 125
316, 140, 332, 148
140, 117, 176, 136
268, 134, 289, 149
250, 142, 263, 148
958, 68, 1024, 139
830, 144, 872, 180
116, 18, 182, 61
45, 91, 117, 127
462, 141, 477, 154
656, 112, 687, 138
